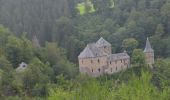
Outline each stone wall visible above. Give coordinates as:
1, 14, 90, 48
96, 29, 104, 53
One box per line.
145, 52, 154, 65
79, 56, 108, 77
105, 58, 130, 74
98, 46, 112, 55
79, 56, 130, 76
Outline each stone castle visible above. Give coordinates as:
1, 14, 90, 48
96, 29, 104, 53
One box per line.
78, 37, 154, 77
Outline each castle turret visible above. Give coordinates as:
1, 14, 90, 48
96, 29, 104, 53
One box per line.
144, 38, 154, 66
96, 37, 112, 55
32, 36, 41, 48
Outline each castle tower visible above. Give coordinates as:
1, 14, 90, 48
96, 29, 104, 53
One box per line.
78, 43, 108, 77
144, 38, 154, 66
96, 37, 112, 55
32, 36, 41, 48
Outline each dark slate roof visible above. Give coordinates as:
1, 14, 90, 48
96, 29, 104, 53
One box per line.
144, 38, 154, 53
78, 37, 123, 59
78, 45, 95, 58
88, 43, 107, 57
107, 52, 130, 61
96, 37, 111, 47
78, 43, 107, 59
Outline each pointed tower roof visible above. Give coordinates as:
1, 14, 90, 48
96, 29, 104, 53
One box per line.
78, 45, 95, 59
96, 37, 111, 47
32, 36, 41, 48
144, 38, 154, 52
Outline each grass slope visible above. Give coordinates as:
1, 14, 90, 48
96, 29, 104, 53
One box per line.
76, 0, 115, 15
77, 0, 95, 15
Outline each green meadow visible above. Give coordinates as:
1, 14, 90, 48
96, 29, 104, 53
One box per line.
77, 0, 95, 15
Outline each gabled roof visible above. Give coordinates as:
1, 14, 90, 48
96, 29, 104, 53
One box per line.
78, 45, 95, 59
96, 37, 111, 47
144, 38, 154, 53
88, 43, 107, 57
78, 43, 107, 59
78, 37, 112, 59
108, 52, 130, 61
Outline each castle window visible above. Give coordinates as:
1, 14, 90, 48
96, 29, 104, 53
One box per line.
98, 68, 100, 72
121, 60, 122, 63
91, 60, 93, 63
23, 65, 26, 68
104, 46, 106, 48
98, 59, 100, 63
110, 61, 112, 64
92, 69, 93, 72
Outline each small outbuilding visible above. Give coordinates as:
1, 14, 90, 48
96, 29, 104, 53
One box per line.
16, 62, 28, 72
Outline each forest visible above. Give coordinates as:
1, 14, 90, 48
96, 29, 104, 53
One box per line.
0, 0, 170, 99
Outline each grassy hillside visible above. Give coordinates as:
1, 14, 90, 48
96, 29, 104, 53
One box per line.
77, 0, 95, 15
76, 0, 114, 15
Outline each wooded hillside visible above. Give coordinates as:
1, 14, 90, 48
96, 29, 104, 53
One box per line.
0, 0, 170, 99
0, 0, 170, 62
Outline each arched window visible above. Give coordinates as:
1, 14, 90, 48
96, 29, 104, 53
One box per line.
98, 68, 100, 72
23, 65, 26, 68
124, 59, 126, 64
98, 59, 100, 63
91, 60, 93, 63
92, 69, 93, 72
